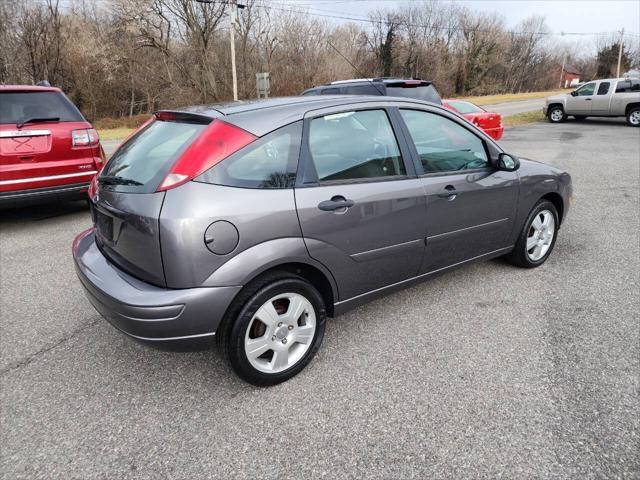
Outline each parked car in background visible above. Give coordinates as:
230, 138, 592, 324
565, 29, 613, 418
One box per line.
443, 99, 504, 140
73, 95, 572, 386
302, 78, 442, 105
0, 85, 104, 206
544, 78, 640, 126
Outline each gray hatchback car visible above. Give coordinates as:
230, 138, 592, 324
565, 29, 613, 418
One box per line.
73, 96, 572, 385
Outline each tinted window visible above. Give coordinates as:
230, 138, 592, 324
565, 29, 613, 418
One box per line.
321, 88, 340, 94
102, 120, 207, 193
446, 100, 483, 114
576, 83, 595, 96
597, 82, 610, 95
400, 109, 488, 173
302, 89, 318, 96
615, 81, 631, 93
386, 84, 442, 105
0, 92, 84, 124
198, 122, 301, 189
308, 109, 405, 182
344, 84, 383, 95
631, 80, 640, 91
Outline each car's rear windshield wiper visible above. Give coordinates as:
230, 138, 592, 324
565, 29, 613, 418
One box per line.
98, 175, 144, 186
16, 117, 60, 129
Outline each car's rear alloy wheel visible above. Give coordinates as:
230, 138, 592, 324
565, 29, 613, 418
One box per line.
505, 200, 559, 268
244, 293, 317, 374
548, 106, 566, 123
218, 271, 326, 386
627, 108, 640, 127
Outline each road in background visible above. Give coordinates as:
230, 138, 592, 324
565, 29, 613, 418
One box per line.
2, 119, 638, 479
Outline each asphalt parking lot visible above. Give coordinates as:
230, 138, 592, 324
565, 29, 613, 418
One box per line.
1, 118, 639, 479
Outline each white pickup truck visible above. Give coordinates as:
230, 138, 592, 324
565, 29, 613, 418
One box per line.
544, 77, 640, 126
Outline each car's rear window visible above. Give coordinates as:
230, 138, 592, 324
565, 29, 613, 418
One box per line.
446, 100, 483, 114
386, 84, 442, 105
0, 92, 84, 124
101, 120, 208, 193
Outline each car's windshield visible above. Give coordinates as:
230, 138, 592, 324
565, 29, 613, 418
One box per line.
0, 92, 84, 125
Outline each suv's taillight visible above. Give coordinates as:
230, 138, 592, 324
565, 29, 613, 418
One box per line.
72, 128, 99, 147
157, 120, 257, 191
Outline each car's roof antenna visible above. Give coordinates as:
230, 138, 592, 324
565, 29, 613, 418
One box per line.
325, 40, 386, 97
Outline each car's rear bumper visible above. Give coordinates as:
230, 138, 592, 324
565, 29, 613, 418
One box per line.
72, 228, 242, 350
0, 181, 90, 207
484, 126, 504, 141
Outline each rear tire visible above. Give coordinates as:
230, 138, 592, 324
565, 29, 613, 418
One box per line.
627, 107, 640, 127
505, 200, 559, 268
217, 271, 326, 386
547, 106, 566, 123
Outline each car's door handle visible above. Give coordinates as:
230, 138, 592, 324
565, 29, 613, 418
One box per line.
318, 196, 355, 212
585, 98, 592, 101
437, 185, 458, 199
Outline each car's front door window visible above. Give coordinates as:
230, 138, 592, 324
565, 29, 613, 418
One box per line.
576, 83, 596, 96
399, 109, 488, 173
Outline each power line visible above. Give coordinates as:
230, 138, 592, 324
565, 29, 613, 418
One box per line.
258, 2, 632, 38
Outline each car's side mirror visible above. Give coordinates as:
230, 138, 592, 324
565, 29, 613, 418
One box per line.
497, 153, 520, 172
570, 91, 577, 97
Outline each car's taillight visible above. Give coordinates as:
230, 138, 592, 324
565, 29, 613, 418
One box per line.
157, 120, 257, 191
72, 128, 100, 147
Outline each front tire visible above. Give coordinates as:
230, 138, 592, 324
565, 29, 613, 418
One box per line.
505, 200, 559, 268
547, 106, 566, 123
217, 271, 326, 386
627, 107, 640, 127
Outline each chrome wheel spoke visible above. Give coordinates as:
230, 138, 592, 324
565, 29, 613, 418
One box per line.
531, 215, 543, 231
526, 236, 538, 251
255, 302, 280, 328
541, 213, 551, 228
285, 295, 306, 323
245, 337, 271, 360
295, 325, 315, 345
271, 349, 289, 371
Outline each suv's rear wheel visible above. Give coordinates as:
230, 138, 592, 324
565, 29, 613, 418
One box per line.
218, 271, 326, 386
548, 106, 566, 123
627, 107, 640, 127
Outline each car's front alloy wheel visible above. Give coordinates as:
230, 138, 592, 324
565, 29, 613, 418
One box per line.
505, 200, 559, 268
627, 108, 640, 127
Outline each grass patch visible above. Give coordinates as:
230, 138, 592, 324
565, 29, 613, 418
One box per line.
503, 110, 546, 127
97, 127, 134, 141
462, 90, 565, 106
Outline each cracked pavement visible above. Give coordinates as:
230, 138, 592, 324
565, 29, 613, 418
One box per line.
1, 118, 639, 479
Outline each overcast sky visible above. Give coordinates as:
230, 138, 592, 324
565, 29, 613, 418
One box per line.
281, 0, 639, 50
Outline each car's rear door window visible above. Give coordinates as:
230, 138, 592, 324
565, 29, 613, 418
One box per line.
0, 92, 84, 124
101, 120, 207, 193
308, 109, 405, 182
197, 121, 301, 189
400, 109, 488, 174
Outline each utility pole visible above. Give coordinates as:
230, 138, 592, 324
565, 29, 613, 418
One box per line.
229, 0, 238, 101
559, 54, 566, 89
616, 28, 624, 78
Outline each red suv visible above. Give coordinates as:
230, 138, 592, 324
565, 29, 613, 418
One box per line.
0, 85, 104, 206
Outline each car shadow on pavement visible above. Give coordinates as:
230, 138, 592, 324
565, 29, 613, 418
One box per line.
0, 199, 90, 223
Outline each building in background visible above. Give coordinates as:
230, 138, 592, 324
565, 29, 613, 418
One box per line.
561, 64, 581, 88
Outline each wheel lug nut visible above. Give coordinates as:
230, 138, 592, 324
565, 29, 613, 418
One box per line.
277, 322, 283, 327
282, 338, 288, 344
288, 325, 294, 330
271, 335, 276, 341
